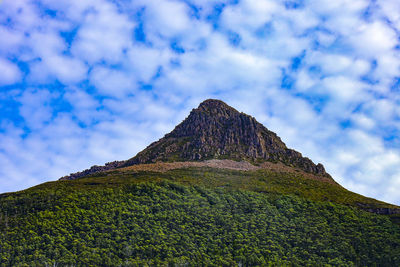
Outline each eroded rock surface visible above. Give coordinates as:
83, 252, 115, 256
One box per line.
61, 99, 331, 180
125, 99, 330, 177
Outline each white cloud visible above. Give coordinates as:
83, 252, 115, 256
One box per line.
0, 26, 24, 54
349, 21, 398, 57
378, 1, 400, 29
28, 55, 87, 84
23, 30, 88, 84
128, 0, 205, 44
64, 88, 98, 110
0, 59, 21, 85
64, 87, 104, 124
221, 0, 280, 30
126, 45, 172, 82
316, 31, 336, 47
90, 66, 136, 97
385, 175, 400, 204
143, 0, 192, 38
324, 129, 400, 204
373, 53, 400, 88
49, 56, 87, 84
1, 0, 41, 31
29, 31, 66, 57
309, 0, 369, 14
295, 69, 317, 92
351, 114, 375, 130
307, 52, 370, 77
362, 98, 397, 126
321, 76, 367, 102
18, 89, 54, 129
155, 31, 284, 98
71, 0, 135, 64
40, 0, 99, 22
220, 1, 315, 59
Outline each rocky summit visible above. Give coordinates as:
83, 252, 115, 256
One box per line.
61, 99, 330, 180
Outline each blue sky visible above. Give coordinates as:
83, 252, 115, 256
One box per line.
1, 0, 400, 205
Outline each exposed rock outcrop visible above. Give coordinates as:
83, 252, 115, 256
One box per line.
60, 161, 125, 180
356, 203, 400, 215
61, 99, 331, 180
124, 99, 330, 177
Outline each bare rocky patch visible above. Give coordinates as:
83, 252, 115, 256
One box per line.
114, 159, 336, 185
115, 159, 259, 172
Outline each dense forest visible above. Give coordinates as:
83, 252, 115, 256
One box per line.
1, 168, 399, 266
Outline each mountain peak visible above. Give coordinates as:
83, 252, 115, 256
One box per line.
198, 99, 236, 112
61, 99, 331, 180
125, 99, 330, 177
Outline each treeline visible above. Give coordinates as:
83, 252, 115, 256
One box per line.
1, 181, 399, 266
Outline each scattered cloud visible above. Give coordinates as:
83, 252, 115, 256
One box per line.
90, 66, 135, 97
18, 89, 54, 130
0, 58, 21, 85
71, 0, 135, 64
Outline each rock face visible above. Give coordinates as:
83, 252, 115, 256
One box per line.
126, 99, 330, 177
59, 161, 125, 180
61, 99, 331, 180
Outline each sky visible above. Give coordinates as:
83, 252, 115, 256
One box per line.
0, 0, 400, 205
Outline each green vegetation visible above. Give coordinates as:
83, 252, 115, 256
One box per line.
1, 168, 399, 266
103, 167, 398, 211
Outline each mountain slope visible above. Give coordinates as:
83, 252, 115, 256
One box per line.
1, 170, 400, 266
58, 99, 400, 217
1, 99, 400, 266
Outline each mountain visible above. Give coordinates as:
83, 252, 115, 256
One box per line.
1, 99, 400, 266
127, 99, 329, 175
61, 99, 330, 180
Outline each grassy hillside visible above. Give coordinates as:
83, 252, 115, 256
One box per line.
1, 167, 399, 266
79, 167, 398, 213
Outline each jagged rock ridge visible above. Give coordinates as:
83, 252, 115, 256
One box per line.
125, 99, 329, 176
61, 99, 330, 180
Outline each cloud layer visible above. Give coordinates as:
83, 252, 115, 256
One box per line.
1, 0, 400, 205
